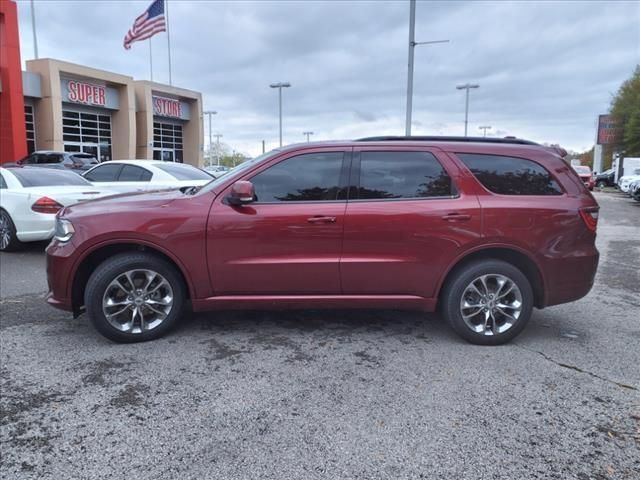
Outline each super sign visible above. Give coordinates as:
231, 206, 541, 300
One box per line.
67, 81, 106, 106
153, 96, 182, 118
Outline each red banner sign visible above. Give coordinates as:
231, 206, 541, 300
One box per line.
153, 96, 182, 118
597, 114, 620, 145
67, 80, 106, 106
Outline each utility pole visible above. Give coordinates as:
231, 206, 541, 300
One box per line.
30, 0, 39, 59
262, 140, 265, 154
203, 110, 217, 166
213, 133, 223, 166
303, 131, 314, 142
405, 0, 449, 136
456, 83, 479, 136
478, 126, 492, 137
270, 82, 291, 147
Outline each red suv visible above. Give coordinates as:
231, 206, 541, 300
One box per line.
46, 137, 599, 345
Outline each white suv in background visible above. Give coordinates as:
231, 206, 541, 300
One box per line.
618, 168, 640, 193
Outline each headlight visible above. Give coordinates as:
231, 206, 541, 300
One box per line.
54, 218, 75, 242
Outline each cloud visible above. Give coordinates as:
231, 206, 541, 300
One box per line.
18, 0, 640, 155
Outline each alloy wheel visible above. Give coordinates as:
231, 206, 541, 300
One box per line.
102, 269, 174, 334
0, 213, 11, 250
459, 274, 523, 336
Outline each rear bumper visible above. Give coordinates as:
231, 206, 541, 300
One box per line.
542, 248, 599, 307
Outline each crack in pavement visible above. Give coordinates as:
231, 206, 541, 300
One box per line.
517, 345, 639, 392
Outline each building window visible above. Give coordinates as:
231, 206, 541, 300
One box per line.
153, 121, 183, 162
24, 105, 36, 154
62, 110, 112, 162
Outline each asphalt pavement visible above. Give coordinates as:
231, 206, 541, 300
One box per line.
1, 191, 639, 479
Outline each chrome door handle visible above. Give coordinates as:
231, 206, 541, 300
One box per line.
442, 213, 471, 222
307, 216, 337, 224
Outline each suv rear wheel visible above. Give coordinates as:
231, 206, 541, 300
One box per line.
85, 252, 185, 343
441, 259, 533, 345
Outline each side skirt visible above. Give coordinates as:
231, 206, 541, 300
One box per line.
191, 295, 437, 312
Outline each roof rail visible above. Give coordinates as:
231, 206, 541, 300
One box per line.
355, 135, 539, 146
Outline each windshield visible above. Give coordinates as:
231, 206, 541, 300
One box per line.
156, 163, 213, 181
199, 150, 282, 193
9, 168, 92, 187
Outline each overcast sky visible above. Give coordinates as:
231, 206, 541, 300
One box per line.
17, 0, 640, 156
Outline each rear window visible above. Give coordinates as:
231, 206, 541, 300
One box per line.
356, 151, 455, 199
155, 163, 212, 181
457, 153, 563, 196
573, 166, 591, 174
71, 154, 98, 165
10, 168, 91, 187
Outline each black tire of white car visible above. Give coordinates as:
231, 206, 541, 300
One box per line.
84, 252, 186, 343
441, 259, 534, 346
0, 210, 22, 252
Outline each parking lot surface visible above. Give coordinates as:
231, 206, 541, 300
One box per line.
1, 191, 639, 479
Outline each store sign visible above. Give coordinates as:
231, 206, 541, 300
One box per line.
597, 114, 620, 145
153, 96, 183, 118
67, 80, 106, 107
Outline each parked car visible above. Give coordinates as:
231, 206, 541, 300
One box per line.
0, 167, 114, 251
17, 151, 99, 172
205, 165, 230, 178
629, 179, 640, 202
594, 168, 615, 188
618, 168, 640, 193
82, 160, 213, 194
46, 136, 600, 345
572, 165, 594, 191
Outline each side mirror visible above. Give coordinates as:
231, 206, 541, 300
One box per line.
226, 180, 255, 206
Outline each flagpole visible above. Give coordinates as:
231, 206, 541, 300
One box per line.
149, 38, 154, 81
165, 0, 173, 85
30, 0, 39, 59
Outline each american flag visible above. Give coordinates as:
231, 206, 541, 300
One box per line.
123, 0, 166, 50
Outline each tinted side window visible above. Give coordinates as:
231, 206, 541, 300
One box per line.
42, 154, 62, 164
119, 165, 152, 182
356, 151, 454, 199
0, 174, 7, 189
84, 164, 122, 182
457, 153, 562, 195
251, 152, 344, 202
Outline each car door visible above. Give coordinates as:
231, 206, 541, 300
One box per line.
207, 148, 350, 295
340, 146, 482, 300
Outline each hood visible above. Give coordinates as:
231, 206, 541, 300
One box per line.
62, 188, 186, 218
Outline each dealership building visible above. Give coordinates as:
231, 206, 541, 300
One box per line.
19, 58, 204, 166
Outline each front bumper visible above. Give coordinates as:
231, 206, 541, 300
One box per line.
45, 240, 76, 312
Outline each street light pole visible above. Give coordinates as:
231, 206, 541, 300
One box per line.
270, 82, 291, 147
405, 0, 449, 136
303, 131, 314, 142
456, 83, 479, 137
203, 110, 217, 166
479, 125, 492, 137
213, 133, 223, 166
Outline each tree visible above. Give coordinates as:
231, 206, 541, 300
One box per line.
610, 65, 640, 156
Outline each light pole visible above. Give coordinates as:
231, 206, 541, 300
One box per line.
478, 126, 491, 137
213, 133, 223, 166
456, 83, 479, 137
270, 82, 291, 147
203, 110, 217, 165
405, 0, 449, 136
303, 131, 314, 142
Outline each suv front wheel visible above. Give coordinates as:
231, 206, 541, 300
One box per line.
441, 260, 533, 345
85, 252, 185, 343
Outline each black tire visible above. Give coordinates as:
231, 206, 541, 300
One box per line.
0, 209, 23, 252
441, 259, 534, 345
84, 252, 185, 343
596, 181, 607, 189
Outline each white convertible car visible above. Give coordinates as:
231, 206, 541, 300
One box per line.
82, 160, 213, 193
0, 167, 115, 251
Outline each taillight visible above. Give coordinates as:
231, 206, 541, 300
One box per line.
579, 207, 599, 232
31, 196, 64, 214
